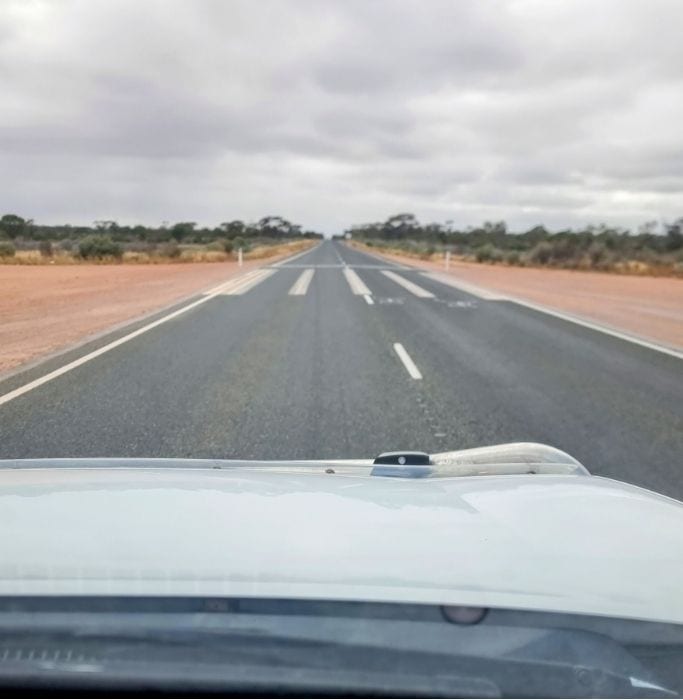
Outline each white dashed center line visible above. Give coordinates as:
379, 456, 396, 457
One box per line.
393, 343, 423, 380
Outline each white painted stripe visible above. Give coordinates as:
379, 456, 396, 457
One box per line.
0, 267, 273, 408
288, 268, 315, 296
393, 343, 423, 380
422, 272, 505, 301
220, 269, 276, 295
363, 294, 374, 305
382, 270, 434, 298
204, 269, 264, 295
343, 268, 371, 295
332, 245, 347, 266
423, 272, 683, 359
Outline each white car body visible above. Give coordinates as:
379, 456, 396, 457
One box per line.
0, 443, 681, 625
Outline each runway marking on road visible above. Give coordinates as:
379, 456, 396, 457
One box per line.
421, 272, 505, 301
393, 343, 423, 380
423, 272, 683, 359
363, 294, 374, 305
343, 268, 372, 296
0, 268, 274, 408
288, 269, 315, 296
382, 271, 434, 298
218, 269, 276, 295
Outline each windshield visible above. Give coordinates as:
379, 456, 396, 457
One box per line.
0, 0, 682, 696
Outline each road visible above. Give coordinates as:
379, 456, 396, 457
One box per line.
1, 241, 681, 499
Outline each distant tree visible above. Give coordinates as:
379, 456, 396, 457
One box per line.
170, 222, 196, 242
220, 220, 246, 239
382, 213, 418, 239
258, 216, 294, 238
0, 214, 30, 239
94, 220, 118, 231
664, 218, 683, 251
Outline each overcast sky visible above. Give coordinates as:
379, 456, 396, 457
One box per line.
1, 0, 682, 233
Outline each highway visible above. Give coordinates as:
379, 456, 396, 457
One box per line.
0, 240, 681, 499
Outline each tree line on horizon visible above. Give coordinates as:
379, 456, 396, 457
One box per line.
340, 213, 683, 274
0, 214, 323, 244
0, 214, 323, 260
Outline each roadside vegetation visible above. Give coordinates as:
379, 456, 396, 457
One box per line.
0, 214, 322, 264
342, 214, 683, 277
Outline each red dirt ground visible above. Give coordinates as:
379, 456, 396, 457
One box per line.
0, 258, 272, 375
373, 250, 683, 352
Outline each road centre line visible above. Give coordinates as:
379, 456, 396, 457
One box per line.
289, 269, 315, 296
0, 267, 272, 409
422, 272, 683, 360
393, 343, 423, 380
343, 268, 372, 296
332, 245, 348, 266
382, 271, 434, 299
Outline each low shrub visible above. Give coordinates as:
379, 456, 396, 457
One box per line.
158, 241, 181, 258
475, 244, 503, 263
527, 242, 553, 265
78, 235, 123, 260
39, 240, 53, 257
505, 250, 522, 265
232, 236, 250, 253
0, 240, 16, 257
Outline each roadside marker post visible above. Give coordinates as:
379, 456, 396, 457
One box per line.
238, 248, 243, 267
445, 251, 451, 271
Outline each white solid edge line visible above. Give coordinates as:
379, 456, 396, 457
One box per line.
393, 343, 423, 380
382, 270, 434, 298
0, 268, 270, 408
422, 271, 682, 360
363, 294, 374, 305
508, 297, 683, 360
421, 271, 504, 301
288, 268, 315, 295
341, 242, 409, 270
343, 268, 371, 295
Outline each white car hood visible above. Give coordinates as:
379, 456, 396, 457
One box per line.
0, 467, 681, 624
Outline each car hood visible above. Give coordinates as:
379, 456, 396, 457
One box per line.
0, 461, 681, 624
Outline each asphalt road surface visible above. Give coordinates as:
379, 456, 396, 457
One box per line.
1, 241, 681, 499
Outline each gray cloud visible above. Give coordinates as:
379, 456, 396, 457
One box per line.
0, 0, 682, 232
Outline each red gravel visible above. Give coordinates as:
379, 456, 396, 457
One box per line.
0, 259, 268, 375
